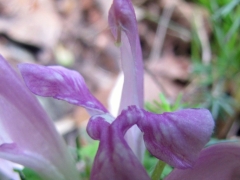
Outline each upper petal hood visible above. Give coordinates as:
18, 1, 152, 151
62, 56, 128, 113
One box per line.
109, 0, 143, 111
108, 0, 145, 160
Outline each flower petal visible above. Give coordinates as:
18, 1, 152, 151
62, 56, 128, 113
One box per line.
165, 143, 240, 180
137, 108, 214, 168
0, 143, 63, 180
109, 0, 144, 110
87, 107, 150, 180
19, 63, 108, 116
87, 115, 111, 140
108, 0, 145, 160
0, 56, 79, 180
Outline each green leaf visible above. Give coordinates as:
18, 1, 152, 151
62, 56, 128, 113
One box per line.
213, 0, 240, 19
159, 94, 171, 112
172, 93, 183, 111
225, 17, 240, 41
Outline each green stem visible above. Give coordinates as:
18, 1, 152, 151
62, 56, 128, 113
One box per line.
76, 136, 82, 161
151, 160, 166, 180
14, 169, 26, 180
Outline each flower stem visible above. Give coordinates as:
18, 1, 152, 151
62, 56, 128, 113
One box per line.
151, 160, 166, 180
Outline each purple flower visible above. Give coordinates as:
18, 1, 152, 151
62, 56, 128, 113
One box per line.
18, 0, 214, 179
19, 62, 214, 179
0, 56, 79, 180
0, 0, 238, 179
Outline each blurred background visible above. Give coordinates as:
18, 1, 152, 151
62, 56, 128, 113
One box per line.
0, 0, 240, 178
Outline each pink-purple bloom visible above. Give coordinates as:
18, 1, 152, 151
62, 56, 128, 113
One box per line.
16, 0, 215, 179
19, 61, 214, 179
1, 0, 234, 179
